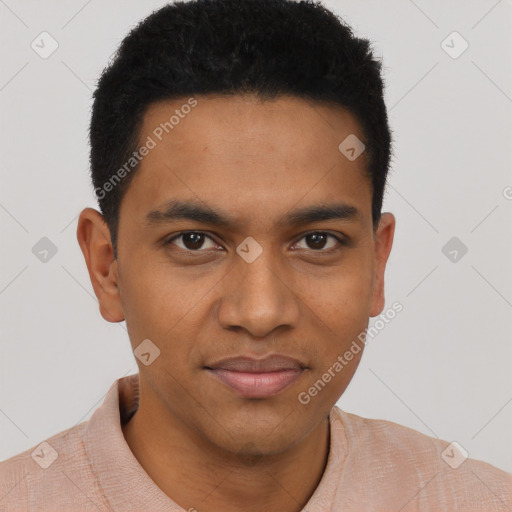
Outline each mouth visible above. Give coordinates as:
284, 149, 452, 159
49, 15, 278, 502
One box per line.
204, 355, 307, 399
205, 368, 305, 398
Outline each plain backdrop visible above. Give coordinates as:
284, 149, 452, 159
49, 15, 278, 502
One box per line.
1, 0, 511, 473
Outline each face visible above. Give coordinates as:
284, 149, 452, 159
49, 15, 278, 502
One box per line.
78, 94, 395, 459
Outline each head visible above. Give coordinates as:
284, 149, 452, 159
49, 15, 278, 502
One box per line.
77, 0, 395, 459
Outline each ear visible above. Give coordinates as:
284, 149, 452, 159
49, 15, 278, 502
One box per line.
76, 207, 125, 323
369, 212, 396, 317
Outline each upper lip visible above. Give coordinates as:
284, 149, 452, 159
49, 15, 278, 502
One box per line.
205, 355, 306, 372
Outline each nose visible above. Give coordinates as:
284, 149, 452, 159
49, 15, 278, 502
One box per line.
216, 249, 301, 338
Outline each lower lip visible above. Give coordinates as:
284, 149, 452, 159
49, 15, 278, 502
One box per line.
206, 369, 303, 398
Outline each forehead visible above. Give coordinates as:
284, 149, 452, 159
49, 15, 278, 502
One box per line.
120, 94, 372, 231
141, 93, 365, 157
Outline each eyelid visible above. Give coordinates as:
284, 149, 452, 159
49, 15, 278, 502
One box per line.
290, 231, 346, 252
165, 230, 347, 252
165, 230, 221, 250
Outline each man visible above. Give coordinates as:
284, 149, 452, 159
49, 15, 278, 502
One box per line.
1, 0, 510, 511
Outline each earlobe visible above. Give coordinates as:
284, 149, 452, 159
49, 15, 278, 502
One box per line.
369, 212, 396, 318
76, 208, 125, 323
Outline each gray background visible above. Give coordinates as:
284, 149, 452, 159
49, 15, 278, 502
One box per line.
1, 0, 511, 473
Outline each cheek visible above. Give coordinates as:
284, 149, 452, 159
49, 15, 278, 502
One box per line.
118, 257, 181, 346
339, 251, 375, 319
306, 254, 374, 328
118, 257, 216, 374
297, 349, 363, 417
300, 259, 372, 381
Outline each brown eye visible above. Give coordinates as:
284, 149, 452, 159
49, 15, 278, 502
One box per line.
292, 232, 343, 251
306, 233, 329, 250
167, 232, 218, 251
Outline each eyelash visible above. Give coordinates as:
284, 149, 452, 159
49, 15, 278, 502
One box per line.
164, 230, 347, 254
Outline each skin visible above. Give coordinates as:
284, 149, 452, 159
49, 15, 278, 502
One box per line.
77, 94, 395, 512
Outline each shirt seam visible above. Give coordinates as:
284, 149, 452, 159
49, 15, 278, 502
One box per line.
81, 430, 116, 512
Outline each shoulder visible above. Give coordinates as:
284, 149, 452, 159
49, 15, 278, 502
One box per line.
330, 407, 512, 510
334, 407, 445, 460
0, 422, 106, 511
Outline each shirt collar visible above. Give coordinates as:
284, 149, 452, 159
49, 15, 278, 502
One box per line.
83, 373, 348, 511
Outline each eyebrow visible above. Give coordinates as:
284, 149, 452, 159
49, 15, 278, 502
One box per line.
145, 199, 363, 229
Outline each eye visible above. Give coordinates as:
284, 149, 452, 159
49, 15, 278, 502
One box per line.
291, 232, 344, 252
165, 231, 345, 253
166, 231, 220, 252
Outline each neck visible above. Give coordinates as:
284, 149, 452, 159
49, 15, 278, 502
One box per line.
121, 384, 331, 512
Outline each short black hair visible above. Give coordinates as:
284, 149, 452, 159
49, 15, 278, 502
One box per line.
90, 0, 393, 258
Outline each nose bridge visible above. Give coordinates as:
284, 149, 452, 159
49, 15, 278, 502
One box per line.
241, 248, 282, 296
237, 244, 288, 309
217, 242, 300, 336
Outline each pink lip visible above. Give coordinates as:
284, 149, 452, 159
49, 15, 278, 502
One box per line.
206, 368, 303, 398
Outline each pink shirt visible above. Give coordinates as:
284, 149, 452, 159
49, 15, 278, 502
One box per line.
1, 374, 511, 511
